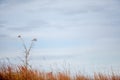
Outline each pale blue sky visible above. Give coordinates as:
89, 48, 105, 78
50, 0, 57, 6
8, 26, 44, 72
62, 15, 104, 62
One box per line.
0, 0, 120, 74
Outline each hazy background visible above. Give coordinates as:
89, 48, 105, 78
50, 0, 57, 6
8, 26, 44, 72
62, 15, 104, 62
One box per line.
0, 0, 120, 74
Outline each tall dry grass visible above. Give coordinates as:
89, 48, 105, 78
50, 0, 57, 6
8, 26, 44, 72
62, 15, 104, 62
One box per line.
0, 35, 120, 80
0, 63, 120, 80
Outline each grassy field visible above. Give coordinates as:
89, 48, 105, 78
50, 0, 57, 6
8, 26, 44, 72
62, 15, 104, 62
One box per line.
0, 63, 120, 80
0, 36, 119, 80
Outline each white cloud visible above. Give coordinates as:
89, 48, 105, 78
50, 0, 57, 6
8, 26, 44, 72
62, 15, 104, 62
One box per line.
0, 0, 120, 40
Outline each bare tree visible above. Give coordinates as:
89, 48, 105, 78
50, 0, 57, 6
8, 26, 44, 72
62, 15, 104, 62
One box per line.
18, 35, 37, 80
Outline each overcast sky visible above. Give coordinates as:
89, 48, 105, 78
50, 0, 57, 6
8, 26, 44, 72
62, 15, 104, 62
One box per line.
0, 0, 120, 73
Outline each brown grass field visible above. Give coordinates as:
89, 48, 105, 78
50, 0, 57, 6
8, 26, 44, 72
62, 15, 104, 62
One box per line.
0, 37, 119, 80
0, 63, 120, 80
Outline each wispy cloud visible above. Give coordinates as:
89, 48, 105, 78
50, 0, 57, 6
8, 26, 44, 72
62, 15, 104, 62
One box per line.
0, 34, 8, 38
0, 0, 120, 42
7, 20, 48, 31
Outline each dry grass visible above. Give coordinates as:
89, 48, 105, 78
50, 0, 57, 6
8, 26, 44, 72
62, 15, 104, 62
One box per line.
1, 36, 119, 80
0, 63, 120, 80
